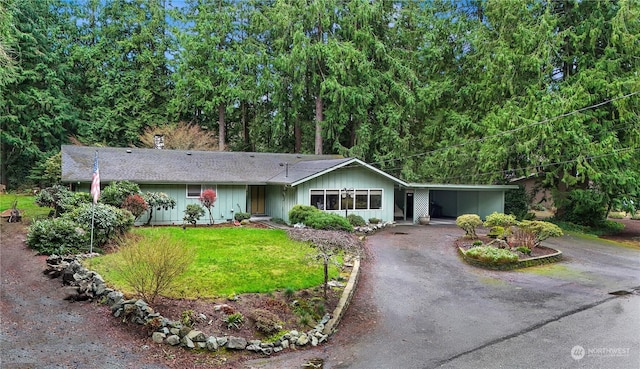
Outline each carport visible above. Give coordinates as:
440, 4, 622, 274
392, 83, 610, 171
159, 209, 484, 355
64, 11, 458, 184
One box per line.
394, 184, 518, 223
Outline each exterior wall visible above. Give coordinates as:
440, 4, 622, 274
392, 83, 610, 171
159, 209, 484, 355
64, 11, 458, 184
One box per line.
76, 183, 247, 225
264, 185, 296, 222
429, 189, 506, 220
289, 166, 396, 223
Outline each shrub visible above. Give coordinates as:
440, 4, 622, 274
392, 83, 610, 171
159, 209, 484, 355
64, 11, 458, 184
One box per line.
487, 226, 508, 239
58, 192, 92, 214
224, 312, 244, 330
26, 218, 88, 255
484, 212, 517, 228
347, 213, 366, 227
234, 212, 251, 221
504, 186, 530, 220
472, 240, 483, 247
183, 204, 205, 226
555, 189, 607, 227
518, 220, 563, 246
304, 212, 353, 232
101, 181, 141, 207
509, 227, 537, 249
632, 211, 640, 220
143, 192, 177, 225
250, 309, 282, 335
199, 189, 217, 224
121, 194, 148, 220
35, 185, 73, 216
114, 234, 195, 303
368, 217, 381, 224
601, 219, 625, 234
464, 246, 518, 264
515, 246, 531, 255
288, 204, 321, 224
64, 203, 134, 246
455, 214, 482, 238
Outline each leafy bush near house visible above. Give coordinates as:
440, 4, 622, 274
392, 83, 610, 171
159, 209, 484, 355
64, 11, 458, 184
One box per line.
487, 226, 507, 239
183, 204, 205, 226
35, 184, 73, 216
504, 186, 530, 220
455, 214, 483, 238
121, 194, 148, 220
484, 212, 517, 228
347, 213, 366, 227
26, 218, 89, 255
288, 204, 321, 224
58, 192, 92, 214
368, 217, 381, 224
464, 246, 518, 264
101, 181, 141, 207
555, 189, 608, 227
143, 192, 177, 225
304, 212, 353, 232
234, 212, 251, 222
65, 203, 134, 246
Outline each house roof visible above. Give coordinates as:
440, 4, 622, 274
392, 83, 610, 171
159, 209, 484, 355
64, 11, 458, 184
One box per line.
61, 145, 357, 185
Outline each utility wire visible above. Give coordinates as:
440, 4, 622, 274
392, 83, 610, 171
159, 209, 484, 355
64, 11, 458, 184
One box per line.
367, 90, 640, 168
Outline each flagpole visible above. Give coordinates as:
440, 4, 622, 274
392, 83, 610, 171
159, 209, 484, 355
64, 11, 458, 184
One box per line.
90, 150, 100, 254
90, 202, 95, 254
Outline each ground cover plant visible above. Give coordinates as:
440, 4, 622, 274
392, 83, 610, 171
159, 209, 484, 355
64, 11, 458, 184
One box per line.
87, 227, 338, 299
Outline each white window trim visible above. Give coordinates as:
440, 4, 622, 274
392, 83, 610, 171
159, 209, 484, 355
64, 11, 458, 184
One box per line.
309, 188, 384, 211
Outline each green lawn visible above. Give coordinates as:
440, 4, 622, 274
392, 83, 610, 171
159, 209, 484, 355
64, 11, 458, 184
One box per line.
0, 193, 51, 220
87, 227, 336, 299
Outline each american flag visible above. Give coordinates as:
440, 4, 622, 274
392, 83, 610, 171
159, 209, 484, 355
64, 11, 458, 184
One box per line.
90, 151, 100, 204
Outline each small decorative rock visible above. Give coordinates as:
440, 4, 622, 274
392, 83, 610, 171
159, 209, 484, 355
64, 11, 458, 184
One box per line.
166, 335, 181, 346
206, 336, 218, 351
152, 332, 166, 344
226, 336, 247, 350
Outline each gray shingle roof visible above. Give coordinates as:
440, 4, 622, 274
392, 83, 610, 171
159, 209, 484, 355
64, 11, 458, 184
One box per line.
61, 145, 350, 185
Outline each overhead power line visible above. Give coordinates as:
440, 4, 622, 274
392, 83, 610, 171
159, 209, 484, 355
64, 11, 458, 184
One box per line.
368, 90, 640, 168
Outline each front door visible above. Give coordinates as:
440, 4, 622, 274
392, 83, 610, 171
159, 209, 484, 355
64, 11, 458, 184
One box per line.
250, 186, 266, 215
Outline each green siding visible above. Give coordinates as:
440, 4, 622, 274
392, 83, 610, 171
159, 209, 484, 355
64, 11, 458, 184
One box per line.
292, 166, 396, 223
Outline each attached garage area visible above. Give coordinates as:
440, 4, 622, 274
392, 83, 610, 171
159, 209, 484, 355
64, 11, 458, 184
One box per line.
395, 184, 518, 223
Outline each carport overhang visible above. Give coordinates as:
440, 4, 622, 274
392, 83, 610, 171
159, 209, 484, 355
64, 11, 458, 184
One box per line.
401, 183, 519, 222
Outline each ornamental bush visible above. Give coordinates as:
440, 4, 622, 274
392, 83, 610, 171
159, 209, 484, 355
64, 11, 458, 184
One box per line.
455, 214, 483, 238
58, 192, 92, 214
234, 212, 251, 221
347, 213, 366, 227
64, 203, 134, 246
143, 192, 177, 225
100, 181, 141, 207
35, 185, 73, 217
464, 246, 518, 264
121, 194, 148, 220
26, 218, 89, 255
288, 204, 320, 224
484, 212, 517, 228
304, 212, 353, 232
183, 204, 205, 226
518, 220, 563, 246
250, 309, 282, 335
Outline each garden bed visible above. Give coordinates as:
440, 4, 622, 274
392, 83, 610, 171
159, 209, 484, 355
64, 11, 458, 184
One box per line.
455, 235, 562, 270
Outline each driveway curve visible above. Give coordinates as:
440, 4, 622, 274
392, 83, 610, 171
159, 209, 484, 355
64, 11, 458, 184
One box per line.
249, 224, 640, 369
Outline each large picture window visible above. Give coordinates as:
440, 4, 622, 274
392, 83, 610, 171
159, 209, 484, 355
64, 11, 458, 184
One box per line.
310, 189, 383, 211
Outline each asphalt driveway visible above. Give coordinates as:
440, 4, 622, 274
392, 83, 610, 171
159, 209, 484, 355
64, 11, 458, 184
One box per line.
249, 224, 640, 369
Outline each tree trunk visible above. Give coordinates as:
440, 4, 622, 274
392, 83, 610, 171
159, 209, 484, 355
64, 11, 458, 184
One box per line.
241, 101, 249, 148
315, 95, 323, 155
218, 103, 225, 151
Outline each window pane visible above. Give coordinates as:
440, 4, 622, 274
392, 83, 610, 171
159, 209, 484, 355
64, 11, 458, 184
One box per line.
370, 190, 382, 209
187, 184, 201, 197
355, 190, 368, 209
311, 190, 325, 210
326, 190, 339, 210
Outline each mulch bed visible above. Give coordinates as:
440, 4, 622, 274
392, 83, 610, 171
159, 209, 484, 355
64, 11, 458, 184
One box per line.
454, 235, 558, 258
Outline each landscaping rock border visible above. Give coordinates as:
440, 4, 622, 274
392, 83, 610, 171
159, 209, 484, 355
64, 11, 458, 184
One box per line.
457, 246, 563, 270
44, 251, 361, 356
